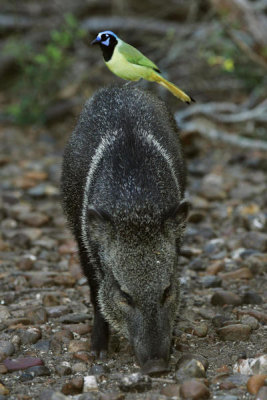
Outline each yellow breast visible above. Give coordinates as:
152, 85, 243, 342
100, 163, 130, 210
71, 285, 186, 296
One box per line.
106, 43, 148, 81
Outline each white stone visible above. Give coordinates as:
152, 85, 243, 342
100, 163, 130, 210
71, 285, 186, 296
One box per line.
83, 375, 98, 392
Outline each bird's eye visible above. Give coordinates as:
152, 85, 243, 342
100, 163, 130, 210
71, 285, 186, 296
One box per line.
161, 284, 172, 305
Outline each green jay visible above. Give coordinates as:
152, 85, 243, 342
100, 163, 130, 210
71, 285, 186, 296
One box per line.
91, 31, 194, 104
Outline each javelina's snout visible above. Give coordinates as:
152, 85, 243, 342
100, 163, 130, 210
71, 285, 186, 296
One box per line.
130, 311, 172, 375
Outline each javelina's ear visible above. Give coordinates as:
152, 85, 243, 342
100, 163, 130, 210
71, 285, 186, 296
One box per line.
164, 200, 191, 226
87, 206, 113, 242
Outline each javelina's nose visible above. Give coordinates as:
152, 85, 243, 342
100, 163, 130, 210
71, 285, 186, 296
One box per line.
141, 358, 169, 376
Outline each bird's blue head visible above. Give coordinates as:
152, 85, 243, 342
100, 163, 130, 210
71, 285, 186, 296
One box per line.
91, 31, 118, 47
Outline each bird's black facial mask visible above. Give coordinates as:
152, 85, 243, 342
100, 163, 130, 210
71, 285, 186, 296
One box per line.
93, 33, 118, 62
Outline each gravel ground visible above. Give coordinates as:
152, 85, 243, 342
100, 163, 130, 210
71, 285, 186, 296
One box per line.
0, 122, 266, 400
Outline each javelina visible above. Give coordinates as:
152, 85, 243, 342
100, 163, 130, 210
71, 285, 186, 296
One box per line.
61, 86, 189, 375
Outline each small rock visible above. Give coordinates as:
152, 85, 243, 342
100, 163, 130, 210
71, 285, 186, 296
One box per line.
79, 394, 98, 400
176, 358, 206, 380
99, 391, 125, 400
18, 212, 50, 227
180, 379, 210, 399
119, 373, 152, 392
247, 374, 267, 394
19, 327, 42, 345
0, 364, 8, 374
73, 351, 93, 363
160, 384, 180, 397
0, 383, 9, 396
26, 307, 48, 324
234, 355, 267, 374
18, 254, 36, 271
33, 339, 51, 352
193, 323, 208, 337
200, 275, 222, 288
189, 258, 206, 271
236, 310, 267, 324
219, 381, 237, 390
72, 362, 87, 373
0, 306, 11, 321
46, 305, 70, 318
177, 354, 209, 371
0, 340, 15, 361
217, 324, 251, 341
59, 313, 90, 323
61, 376, 84, 395
90, 364, 109, 375
20, 365, 50, 381
241, 315, 259, 330
242, 231, 267, 252
206, 260, 224, 275
83, 375, 98, 392
211, 290, 242, 306
242, 291, 263, 304
55, 363, 72, 376
212, 315, 230, 328
219, 267, 253, 280
39, 390, 68, 400
68, 339, 90, 353
256, 387, 267, 400
3, 356, 43, 371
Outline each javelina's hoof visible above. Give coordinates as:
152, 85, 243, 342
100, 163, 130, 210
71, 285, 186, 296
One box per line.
141, 359, 169, 376
90, 349, 107, 360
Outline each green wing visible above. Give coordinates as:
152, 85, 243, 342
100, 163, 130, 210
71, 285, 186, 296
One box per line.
118, 41, 160, 72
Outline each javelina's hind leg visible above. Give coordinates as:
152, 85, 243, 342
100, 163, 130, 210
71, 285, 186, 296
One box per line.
78, 243, 109, 358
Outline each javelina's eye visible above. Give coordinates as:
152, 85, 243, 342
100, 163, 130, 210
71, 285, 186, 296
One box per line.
120, 290, 134, 307
161, 284, 172, 305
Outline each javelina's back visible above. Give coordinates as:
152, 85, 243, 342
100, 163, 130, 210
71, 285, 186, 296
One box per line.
61, 86, 189, 375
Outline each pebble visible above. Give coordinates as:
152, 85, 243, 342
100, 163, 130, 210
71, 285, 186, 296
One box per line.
83, 375, 98, 392
0, 340, 15, 361
119, 373, 152, 392
90, 364, 109, 375
180, 379, 210, 399
18, 211, 50, 227
176, 358, 206, 380
20, 365, 50, 381
200, 275, 222, 288
55, 362, 72, 376
204, 238, 226, 256
219, 267, 253, 280
72, 362, 87, 373
26, 306, 48, 324
256, 387, 267, 400
189, 258, 206, 271
0, 364, 8, 373
0, 383, 9, 395
240, 315, 259, 330
40, 390, 68, 400
19, 327, 42, 345
242, 291, 263, 304
217, 324, 251, 341
61, 376, 84, 395
0, 306, 11, 321
3, 356, 43, 371
68, 339, 91, 353
206, 260, 224, 275
160, 384, 180, 397
247, 374, 267, 394
242, 231, 267, 252
211, 290, 242, 306
18, 254, 36, 271
98, 391, 125, 400
193, 322, 208, 337
234, 355, 267, 374
59, 313, 90, 323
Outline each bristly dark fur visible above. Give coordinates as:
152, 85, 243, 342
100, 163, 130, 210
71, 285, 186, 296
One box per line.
61, 85, 188, 373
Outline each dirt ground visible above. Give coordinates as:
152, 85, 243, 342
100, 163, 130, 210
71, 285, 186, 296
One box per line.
0, 110, 266, 399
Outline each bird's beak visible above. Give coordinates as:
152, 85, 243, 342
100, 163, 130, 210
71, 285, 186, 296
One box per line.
91, 37, 100, 45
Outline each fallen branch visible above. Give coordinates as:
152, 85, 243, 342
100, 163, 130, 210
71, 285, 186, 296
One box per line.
178, 119, 267, 151
176, 100, 267, 124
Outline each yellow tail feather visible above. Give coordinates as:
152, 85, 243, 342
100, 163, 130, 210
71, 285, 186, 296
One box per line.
152, 72, 194, 104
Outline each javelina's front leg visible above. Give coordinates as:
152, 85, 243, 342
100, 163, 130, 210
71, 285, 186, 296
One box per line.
78, 244, 109, 358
